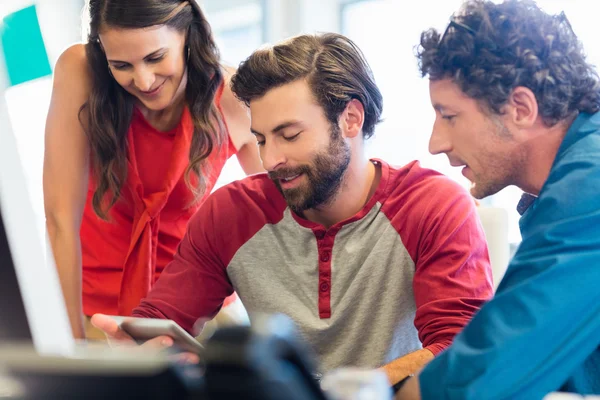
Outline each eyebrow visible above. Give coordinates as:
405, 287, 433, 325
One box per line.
250, 121, 302, 136
433, 103, 459, 115
107, 47, 167, 64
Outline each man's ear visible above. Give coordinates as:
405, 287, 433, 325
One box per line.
506, 86, 539, 129
341, 98, 365, 139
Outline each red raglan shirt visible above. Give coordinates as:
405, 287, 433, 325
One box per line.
133, 159, 493, 371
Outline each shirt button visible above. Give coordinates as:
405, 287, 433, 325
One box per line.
320, 251, 330, 262
320, 282, 330, 292
315, 230, 325, 240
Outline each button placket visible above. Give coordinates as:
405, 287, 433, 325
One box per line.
316, 231, 334, 319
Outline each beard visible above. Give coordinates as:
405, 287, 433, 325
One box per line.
469, 120, 524, 199
469, 172, 511, 199
269, 124, 351, 213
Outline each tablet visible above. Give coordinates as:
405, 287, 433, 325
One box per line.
108, 316, 204, 355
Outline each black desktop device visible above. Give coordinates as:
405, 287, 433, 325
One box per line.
203, 314, 329, 400
0, 208, 31, 343
0, 314, 329, 400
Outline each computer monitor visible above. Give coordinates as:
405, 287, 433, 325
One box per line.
0, 53, 74, 355
0, 207, 30, 342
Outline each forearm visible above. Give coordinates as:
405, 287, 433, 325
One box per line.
131, 278, 226, 334
395, 375, 422, 400
131, 301, 170, 320
130, 246, 233, 333
47, 223, 85, 339
380, 348, 434, 385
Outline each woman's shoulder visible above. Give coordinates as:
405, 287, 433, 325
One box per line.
215, 65, 253, 149
217, 66, 247, 125
54, 43, 92, 92
217, 65, 237, 108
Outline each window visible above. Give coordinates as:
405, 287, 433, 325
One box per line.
2, 3, 60, 243
203, 0, 265, 191
205, 0, 265, 67
341, 0, 466, 180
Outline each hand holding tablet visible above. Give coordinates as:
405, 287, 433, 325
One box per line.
90, 314, 204, 356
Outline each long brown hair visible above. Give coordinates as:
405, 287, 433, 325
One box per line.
81, 0, 224, 219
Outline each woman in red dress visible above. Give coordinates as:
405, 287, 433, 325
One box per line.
44, 0, 262, 339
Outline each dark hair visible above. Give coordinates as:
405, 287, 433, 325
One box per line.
417, 0, 600, 126
230, 33, 383, 139
82, 0, 224, 219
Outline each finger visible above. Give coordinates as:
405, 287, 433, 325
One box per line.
170, 352, 200, 365
140, 335, 174, 350
90, 313, 135, 344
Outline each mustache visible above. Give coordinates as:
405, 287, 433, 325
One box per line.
268, 165, 311, 180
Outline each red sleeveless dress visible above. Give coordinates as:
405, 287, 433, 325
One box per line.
80, 82, 236, 316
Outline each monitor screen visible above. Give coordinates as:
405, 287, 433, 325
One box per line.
0, 53, 73, 355
0, 207, 30, 341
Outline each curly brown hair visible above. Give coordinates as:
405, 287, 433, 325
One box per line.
417, 0, 600, 126
230, 33, 383, 139
82, 0, 224, 219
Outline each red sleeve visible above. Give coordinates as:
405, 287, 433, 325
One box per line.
384, 163, 494, 356
131, 202, 234, 333
132, 175, 285, 333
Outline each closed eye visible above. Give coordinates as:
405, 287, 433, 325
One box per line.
255, 134, 266, 146
109, 54, 165, 71
111, 63, 130, 71
283, 132, 301, 142
147, 54, 165, 63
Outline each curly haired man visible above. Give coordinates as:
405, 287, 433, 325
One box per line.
395, 1, 600, 399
